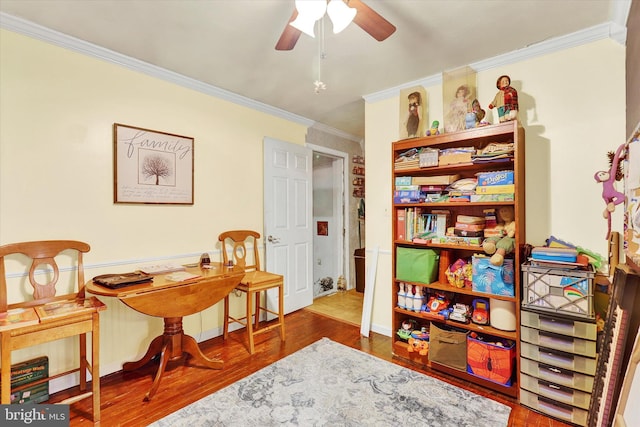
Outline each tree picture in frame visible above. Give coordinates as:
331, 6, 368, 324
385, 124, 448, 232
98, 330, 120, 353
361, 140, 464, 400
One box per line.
399, 86, 427, 139
113, 123, 194, 204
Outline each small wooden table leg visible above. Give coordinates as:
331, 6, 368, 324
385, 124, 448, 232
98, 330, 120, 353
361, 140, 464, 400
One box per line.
123, 317, 224, 400
144, 341, 171, 401
122, 335, 165, 372
182, 334, 223, 369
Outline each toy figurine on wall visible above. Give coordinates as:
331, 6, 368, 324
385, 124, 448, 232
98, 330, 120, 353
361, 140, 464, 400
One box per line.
488, 75, 518, 123
595, 143, 627, 239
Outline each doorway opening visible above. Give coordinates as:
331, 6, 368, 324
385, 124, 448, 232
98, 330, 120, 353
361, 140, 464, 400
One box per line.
311, 151, 345, 299
309, 145, 364, 325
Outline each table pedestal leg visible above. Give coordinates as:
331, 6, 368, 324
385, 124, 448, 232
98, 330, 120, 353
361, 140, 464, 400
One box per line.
122, 317, 224, 400
122, 335, 165, 372
182, 334, 223, 369
144, 341, 170, 401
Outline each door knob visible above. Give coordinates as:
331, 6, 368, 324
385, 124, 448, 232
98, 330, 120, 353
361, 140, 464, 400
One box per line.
268, 235, 280, 243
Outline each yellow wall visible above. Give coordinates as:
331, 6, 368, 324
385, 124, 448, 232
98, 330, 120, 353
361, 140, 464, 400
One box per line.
365, 38, 626, 335
0, 28, 627, 387
0, 29, 307, 383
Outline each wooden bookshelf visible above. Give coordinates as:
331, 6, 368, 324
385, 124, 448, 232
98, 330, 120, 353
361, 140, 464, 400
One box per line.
391, 121, 525, 398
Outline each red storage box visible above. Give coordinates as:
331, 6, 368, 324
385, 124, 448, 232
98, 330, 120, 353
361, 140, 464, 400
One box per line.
466, 335, 515, 386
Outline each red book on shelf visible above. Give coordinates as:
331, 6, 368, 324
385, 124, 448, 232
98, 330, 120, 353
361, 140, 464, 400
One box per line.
396, 209, 406, 240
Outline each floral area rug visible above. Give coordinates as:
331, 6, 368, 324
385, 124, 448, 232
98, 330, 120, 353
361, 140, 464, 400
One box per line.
149, 338, 511, 426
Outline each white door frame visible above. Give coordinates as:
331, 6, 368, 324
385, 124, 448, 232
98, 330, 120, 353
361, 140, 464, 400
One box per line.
307, 143, 350, 291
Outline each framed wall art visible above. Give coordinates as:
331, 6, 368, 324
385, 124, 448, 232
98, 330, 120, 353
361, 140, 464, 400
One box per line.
113, 123, 194, 205
317, 221, 328, 236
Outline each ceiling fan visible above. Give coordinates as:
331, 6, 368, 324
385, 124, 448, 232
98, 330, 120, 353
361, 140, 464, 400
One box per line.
275, 0, 396, 51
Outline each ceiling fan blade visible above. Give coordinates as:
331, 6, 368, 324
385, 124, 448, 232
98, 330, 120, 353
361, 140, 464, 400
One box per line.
349, 0, 396, 41
275, 9, 302, 51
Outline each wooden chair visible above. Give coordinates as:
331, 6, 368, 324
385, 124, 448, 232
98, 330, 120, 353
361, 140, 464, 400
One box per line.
218, 230, 285, 354
0, 240, 105, 423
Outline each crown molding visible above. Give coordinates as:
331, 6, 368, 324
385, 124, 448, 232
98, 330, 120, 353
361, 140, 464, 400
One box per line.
610, 0, 632, 29
363, 21, 626, 104
1, 11, 627, 142
0, 12, 318, 130
363, 74, 442, 104
310, 122, 363, 143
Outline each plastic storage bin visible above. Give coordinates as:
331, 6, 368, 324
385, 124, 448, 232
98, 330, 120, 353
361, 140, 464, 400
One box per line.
467, 335, 515, 385
396, 247, 439, 284
522, 263, 595, 318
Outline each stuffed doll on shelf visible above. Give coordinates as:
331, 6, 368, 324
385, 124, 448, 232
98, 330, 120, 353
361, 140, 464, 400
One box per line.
482, 206, 516, 266
488, 75, 518, 123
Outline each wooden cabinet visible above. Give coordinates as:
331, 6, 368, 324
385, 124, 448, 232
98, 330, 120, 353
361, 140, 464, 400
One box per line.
391, 121, 525, 398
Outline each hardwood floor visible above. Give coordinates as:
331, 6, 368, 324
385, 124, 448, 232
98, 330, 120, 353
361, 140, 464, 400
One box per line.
304, 288, 364, 326
54, 310, 571, 426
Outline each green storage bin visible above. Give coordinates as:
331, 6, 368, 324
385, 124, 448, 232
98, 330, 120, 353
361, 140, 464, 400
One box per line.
396, 247, 439, 283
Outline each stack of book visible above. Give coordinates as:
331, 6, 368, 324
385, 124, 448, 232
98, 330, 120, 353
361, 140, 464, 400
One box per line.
472, 170, 515, 202
394, 175, 461, 204
453, 215, 485, 238
394, 148, 420, 171
445, 177, 477, 203
483, 209, 506, 238
472, 142, 514, 164
394, 184, 423, 203
421, 184, 447, 202
433, 214, 484, 246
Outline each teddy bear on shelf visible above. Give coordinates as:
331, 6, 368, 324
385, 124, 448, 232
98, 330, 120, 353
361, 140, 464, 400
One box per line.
407, 337, 429, 356
482, 206, 516, 266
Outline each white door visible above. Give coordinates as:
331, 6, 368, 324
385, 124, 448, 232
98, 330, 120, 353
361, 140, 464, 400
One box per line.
263, 137, 313, 314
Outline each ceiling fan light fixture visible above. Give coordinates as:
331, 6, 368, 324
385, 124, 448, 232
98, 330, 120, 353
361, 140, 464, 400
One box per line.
290, 16, 318, 37
291, 0, 327, 37
327, 0, 357, 34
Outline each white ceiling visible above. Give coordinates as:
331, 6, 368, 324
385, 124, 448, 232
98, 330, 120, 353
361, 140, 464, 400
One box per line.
0, 0, 630, 140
